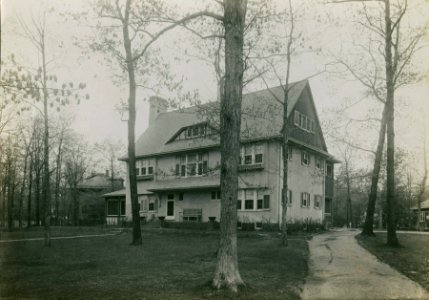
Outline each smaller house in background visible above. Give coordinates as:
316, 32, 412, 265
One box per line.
411, 199, 429, 230
77, 171, 124, 225
103, 189, 126, 225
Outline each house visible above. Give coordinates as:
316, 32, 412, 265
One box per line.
411, 199, 429, 230
76, 171, 124, 225
122, 80, 338, 228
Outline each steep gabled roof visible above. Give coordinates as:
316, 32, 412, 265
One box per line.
134, 79, 309, 158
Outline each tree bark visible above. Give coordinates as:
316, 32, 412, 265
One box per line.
361, 105, 387, 236
212, 0, 246, 292
19, 152, 29, 229
384, 0, 399, 247
121, 0, 142, 245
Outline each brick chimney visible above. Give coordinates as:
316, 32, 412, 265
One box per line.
149, 96, 168, 126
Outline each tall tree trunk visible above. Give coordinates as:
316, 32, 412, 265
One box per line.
384, 0, 399, 247
361, 105, 387, 236
6, 154, 13, 231
212, 0, 246, 292
35, 158, 41, 226
416, 130, 427, 231
19, 153, 29, 229
55, 136, 63, 226
345, 159, 352, 228
281, 0, 294, 247
41, 38, 51, 246
27, 156, 33, 228
122, 0, 142, 245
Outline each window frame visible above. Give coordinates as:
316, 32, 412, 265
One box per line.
301, 151, 310, 166
301, 192, 310, 208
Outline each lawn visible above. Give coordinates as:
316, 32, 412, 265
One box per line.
0, 228, 308, 299
357, 232, 429, 291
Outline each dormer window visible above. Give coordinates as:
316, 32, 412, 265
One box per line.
185, 124, 207, 139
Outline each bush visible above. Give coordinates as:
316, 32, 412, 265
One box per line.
162, 221, 219, 230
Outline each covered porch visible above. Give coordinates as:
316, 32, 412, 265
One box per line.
103, 189, 126, 225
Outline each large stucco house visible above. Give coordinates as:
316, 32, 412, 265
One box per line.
121, 80, 338, 228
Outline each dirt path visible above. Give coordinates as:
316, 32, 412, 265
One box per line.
301, 228, 428, 300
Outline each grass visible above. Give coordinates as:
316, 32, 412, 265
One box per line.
357, 232, 429, 291
0, 227, 308, 299
0, 226, 113, 240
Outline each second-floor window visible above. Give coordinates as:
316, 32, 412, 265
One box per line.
301, 151, 310, 166
139, 159, 153, 176
175, 152, 208, 177
240, 143, 263, 165
316, 157, 324, 170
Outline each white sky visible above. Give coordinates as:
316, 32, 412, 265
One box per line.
2, 0, 429, 180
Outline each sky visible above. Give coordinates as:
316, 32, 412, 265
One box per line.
1, 0, 429, 180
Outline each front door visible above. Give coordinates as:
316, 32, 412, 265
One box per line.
167, 200, 175, 219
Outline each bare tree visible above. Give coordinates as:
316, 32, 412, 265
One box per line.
211, 0, 247, 292
331, 0, 427, 245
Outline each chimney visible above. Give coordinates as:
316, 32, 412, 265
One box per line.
149, 96, 168, 126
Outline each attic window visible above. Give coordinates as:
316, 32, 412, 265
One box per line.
185, 124, 207, 139
294, 110, 315, 133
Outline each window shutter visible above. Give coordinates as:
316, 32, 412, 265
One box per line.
263, 195, 270, 209
294, 111, 300, 125
144, 199, 149, 212
301, 192, 304, 207
175, 164, 180, 176
154, 199, 158, 211
181, 165, 186, 177
307, 193, 311, 207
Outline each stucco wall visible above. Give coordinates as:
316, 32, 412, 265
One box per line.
124, 140, 325, 225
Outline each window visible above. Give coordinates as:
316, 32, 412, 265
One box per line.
179, 193, 184, 201
140, 196, 158, 212
237, 192, 242, 210
167, 194, 174, 200
314, 195, 322, 209
256, 191, 270, 209
294, 110, 315, 133
135, 168, 140, 176
420, 212, 426, 222
149, 202, 155, 211
301, 192, 310, 208
316, 157, 324, 170
240, 143, 264, 165
184, 123, 207, 139
286, 147, 292, 160
138, 159, 153, 176
301, 151, 310, 166
245, 190, 254, 210
326, 164, 333, 177
176, 153, 208, 177
211, 191, 221, 200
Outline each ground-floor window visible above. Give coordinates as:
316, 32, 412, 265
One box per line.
314, 195, 322, 209
301, 192, 310, 208
237, 189, 270, 211
139, 195, 158, 212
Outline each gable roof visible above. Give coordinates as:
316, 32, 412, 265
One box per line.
133, 79, 316, 158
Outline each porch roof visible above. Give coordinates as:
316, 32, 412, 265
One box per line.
103, 189, 126, 198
